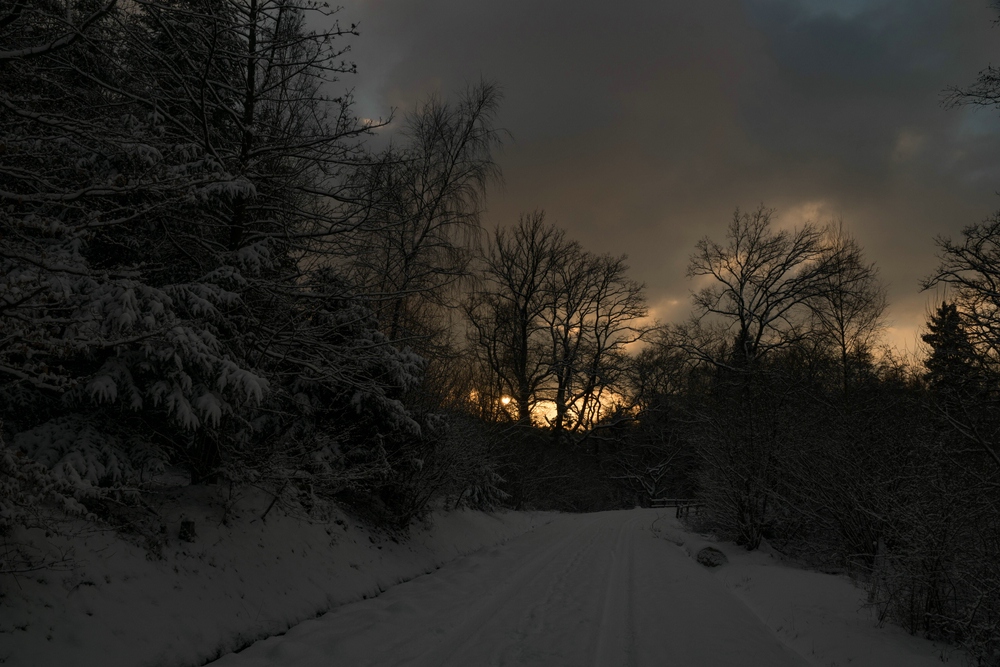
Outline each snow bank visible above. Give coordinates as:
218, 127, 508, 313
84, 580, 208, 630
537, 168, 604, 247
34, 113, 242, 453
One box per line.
5, 503, 967, 667
655, 514, 966, 667
0, 490, 548, 667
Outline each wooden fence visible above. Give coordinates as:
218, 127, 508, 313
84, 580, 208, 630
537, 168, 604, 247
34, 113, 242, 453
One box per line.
649, 498, 702, 519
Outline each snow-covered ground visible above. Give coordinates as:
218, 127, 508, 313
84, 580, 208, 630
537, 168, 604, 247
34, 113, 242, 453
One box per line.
657, 515, 963, 666
2, 505, 966, 667
213, 509, 964, 667
0, 489, 546, 667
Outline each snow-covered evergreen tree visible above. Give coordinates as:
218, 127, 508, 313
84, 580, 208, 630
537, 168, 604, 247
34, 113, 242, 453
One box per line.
0, 0, 269, 493
1, 0, 425, 514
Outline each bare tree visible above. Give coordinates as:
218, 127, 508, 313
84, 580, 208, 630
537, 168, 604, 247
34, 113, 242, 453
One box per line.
542, 251, 649, 438
687, 205, 828, 366
539, 243, 595, 431
808, 222, 888, 394
347, 82, 504, 345
922, 216, 1000, 469
682, 205, 833, 549
466, 213, 649, 432
465, 211, 565, 423
924, 216, 1000, 364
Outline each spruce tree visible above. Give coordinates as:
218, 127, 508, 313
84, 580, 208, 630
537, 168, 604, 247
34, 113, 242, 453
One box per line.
0, 0, 421, 496
921, 301, 981, 405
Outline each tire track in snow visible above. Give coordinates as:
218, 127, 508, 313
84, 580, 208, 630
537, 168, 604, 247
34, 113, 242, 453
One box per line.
495, 519, 606, 666
414, 514, 607, 666
212, 510, 812, 667
591, 514, 639, 667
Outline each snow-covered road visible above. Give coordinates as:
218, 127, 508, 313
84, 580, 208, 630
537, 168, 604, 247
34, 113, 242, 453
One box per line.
212, 509, 808, 666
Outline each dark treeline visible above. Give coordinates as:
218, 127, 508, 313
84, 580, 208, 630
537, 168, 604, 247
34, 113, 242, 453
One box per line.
0, 0, 639, 545
627, 207, 1000, 664
3, 1, 1000, 663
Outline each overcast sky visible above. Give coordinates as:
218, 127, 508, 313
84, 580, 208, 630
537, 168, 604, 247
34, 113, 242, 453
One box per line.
339, 0, 1000, 355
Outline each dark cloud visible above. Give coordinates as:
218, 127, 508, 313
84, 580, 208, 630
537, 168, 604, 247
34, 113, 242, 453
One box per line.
339, 0, 1000, 351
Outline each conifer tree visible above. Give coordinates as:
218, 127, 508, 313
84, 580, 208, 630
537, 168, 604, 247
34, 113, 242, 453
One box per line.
0, 0, 423, 496
921, 300, 1000, 470
922, 301, 981, 402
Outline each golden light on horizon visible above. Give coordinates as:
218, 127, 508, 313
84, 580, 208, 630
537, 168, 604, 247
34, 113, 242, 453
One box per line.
468, 388, 627, 429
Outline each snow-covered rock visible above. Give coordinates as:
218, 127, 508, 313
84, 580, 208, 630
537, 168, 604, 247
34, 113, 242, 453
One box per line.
696, 545, 728, 567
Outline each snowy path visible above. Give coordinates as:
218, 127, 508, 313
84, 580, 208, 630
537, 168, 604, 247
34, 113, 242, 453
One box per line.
212, 509, 808, 666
